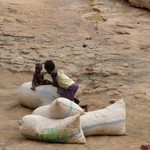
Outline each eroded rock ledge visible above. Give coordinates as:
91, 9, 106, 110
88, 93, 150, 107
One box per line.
129, 0, 150, 9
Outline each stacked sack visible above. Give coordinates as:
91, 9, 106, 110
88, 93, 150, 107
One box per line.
19, 97, 126, 144
18, 82, 60, 109
19, 97, 86, 144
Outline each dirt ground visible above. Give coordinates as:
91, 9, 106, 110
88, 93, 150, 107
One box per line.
0, 0, 150, 149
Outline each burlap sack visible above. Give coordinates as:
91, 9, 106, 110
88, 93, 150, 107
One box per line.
18, 82, 60, 109
32, 97, 84, 119
80, 99, 126, 136
19, 114, 87, 144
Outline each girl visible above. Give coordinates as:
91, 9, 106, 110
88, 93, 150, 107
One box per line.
44, 60, 88, 111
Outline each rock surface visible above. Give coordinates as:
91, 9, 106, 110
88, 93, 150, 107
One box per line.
129, 0, 150, 9
0, 0, 150, 150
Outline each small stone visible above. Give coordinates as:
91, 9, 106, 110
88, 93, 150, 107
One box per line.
109, 100, 116, 104
140, 144, 150, 150
122, 63, 129, 67
118, 83, 123, 86
83, 44, 87, 48
85, 67, 94, 72
85, 36, 92, 40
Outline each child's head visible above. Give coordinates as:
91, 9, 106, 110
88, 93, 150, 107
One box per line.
44, 60, 55, 73
35, 63, 42, 73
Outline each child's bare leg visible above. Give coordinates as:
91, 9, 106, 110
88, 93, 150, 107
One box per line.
31, 83, 36, 91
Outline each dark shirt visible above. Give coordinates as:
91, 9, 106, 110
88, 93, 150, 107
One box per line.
32, 73, 44, 85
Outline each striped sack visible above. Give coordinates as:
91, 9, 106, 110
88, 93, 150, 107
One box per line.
80, 99, 126, 136
32, 97, 84, 119
19, 114, 86, 144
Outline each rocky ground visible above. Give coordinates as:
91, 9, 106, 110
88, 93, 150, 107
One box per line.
0, 0, 150, 149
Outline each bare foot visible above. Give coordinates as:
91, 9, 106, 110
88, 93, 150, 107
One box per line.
74, 98, 80, 104
84, 104, 89, 112
80, 104, 89, 112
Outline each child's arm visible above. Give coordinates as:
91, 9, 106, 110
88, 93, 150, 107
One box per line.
31, 82, 36, 91
50, 70, 58, 87
31, 74, 38, 91
42, 79, 53, 85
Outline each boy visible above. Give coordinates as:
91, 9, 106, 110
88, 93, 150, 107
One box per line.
31, 63, 49, 91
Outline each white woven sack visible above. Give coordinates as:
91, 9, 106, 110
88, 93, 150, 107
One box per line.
32, 97, 85, 119
19, 114, 87, 144
32, 105, 50, 118
18, 82, 60, 109
81, 99, 126, 136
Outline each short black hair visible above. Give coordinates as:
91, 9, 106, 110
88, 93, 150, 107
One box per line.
44, 60, 55, 71
35, 63, 42, 69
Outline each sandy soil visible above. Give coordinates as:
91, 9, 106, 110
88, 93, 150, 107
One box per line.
0, 0, 150, 149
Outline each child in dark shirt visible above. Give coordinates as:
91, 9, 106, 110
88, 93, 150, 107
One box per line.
31, 63, 50, 91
